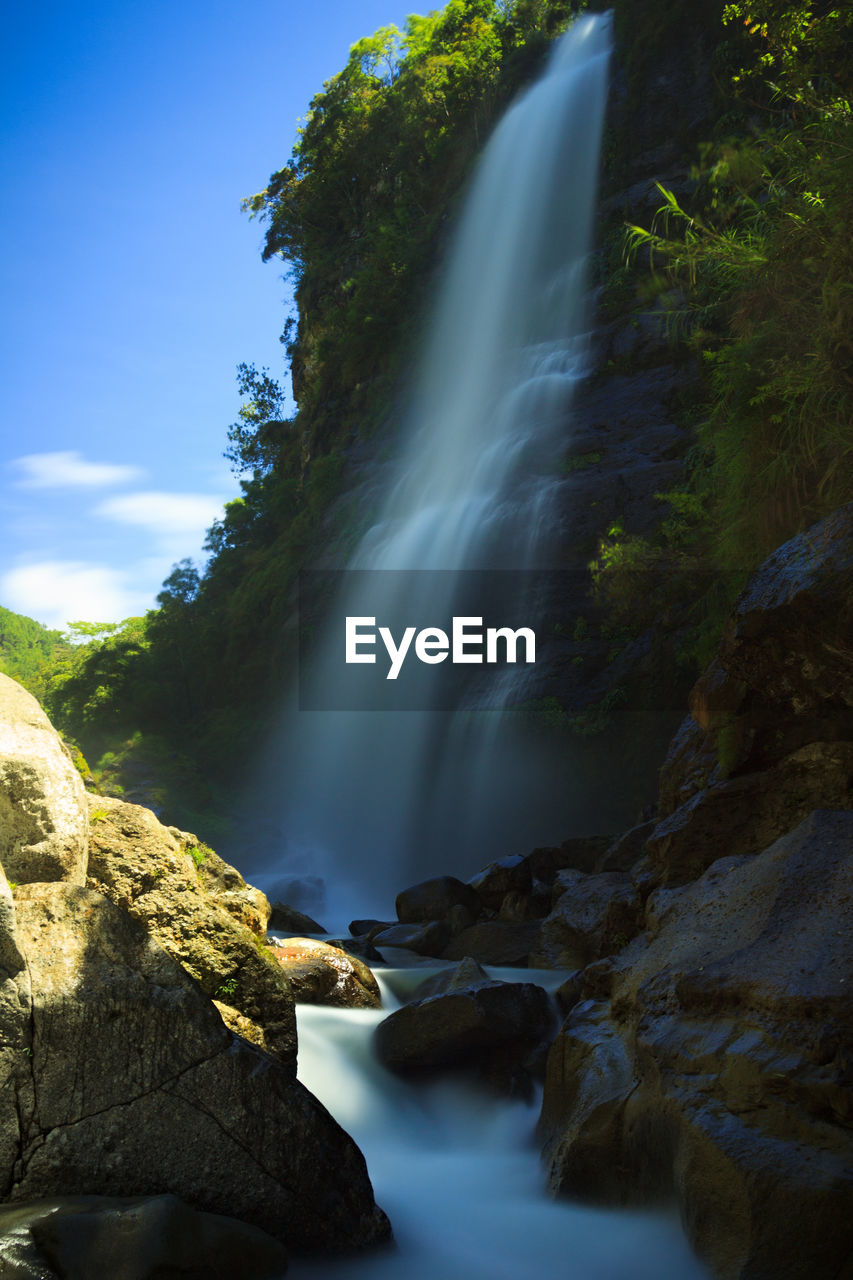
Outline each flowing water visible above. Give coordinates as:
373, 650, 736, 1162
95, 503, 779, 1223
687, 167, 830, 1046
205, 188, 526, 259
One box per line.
258, 20, 709, 1276
274, 14, 616, 920
286, 971, 709, 1280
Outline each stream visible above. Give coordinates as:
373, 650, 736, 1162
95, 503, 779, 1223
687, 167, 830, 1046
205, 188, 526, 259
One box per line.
286, 967, 710, 1280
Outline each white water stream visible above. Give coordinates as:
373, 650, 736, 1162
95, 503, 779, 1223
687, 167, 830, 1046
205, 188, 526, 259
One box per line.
287, 971, 709, 1280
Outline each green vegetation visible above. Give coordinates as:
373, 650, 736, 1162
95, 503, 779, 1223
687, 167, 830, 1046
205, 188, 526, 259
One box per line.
187, 844, 210, 869
0, 607, 70, 702
602, 0, 853, 650
3, 0, 846, 815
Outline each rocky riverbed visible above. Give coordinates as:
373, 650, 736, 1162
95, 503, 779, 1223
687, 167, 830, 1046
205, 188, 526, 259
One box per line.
0, 506, 851, 1277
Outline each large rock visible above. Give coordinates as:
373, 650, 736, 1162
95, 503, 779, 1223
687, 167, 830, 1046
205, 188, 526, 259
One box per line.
374, 975, 553, 1093
0, 673, 88, 885
530, 869, 643, 969
539, 810, 853, 1280
1, 876, 390, 1254
270, 902, 326, 934
395, 876, 480, 925
719, 502, 853, 715
269, 937, 381, 1009
646, 740, 853, 884
442, 921, 540, 967
85, 794, 295, 1066
646, 507, 853, 886
373, 921, 450, 958
0, 1194, 289, 1280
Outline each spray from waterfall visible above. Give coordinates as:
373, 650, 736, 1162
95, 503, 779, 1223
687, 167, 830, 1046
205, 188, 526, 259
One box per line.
271, 13, 613, 920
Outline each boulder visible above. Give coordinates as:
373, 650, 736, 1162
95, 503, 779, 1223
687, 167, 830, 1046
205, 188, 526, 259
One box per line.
442, 921, 539, 967
530, 870, 643, 968
467, 855, 531, 910
596, 821, 656, 872
374, 978, 553, 1080
270, 902, 326, 934
411, 956, 491, 1001
269, 937, 381, 1009
395, 876, 480, 925
86, 794, 295, 1067
0, 1194, 288, 1280
349, 918, 391, 938
373, 921, 450, 957
0, 673, 88, 886
646, 506, 853, 886
525, 837, 610, 886
539, 810, 853, 1280
645, 740, 853, 885
2, 878, 390, 1253
719, 502, 853, 715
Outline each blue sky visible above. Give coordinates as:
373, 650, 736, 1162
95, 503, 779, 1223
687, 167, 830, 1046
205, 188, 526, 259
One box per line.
1, 0, 418, 630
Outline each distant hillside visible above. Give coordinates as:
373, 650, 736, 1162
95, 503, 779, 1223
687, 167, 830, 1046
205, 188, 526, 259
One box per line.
0, 606, 69, 701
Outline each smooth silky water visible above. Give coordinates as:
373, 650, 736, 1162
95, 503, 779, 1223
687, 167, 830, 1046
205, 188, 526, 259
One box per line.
285, 970, 709, 1280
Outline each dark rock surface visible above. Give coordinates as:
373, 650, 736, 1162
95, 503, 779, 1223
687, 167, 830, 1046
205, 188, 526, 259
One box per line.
395, 876, 481, 925
530, 869, 643, 969
374, 975, 553, 1094
373, 920, 451, 957
411, 956, 491, 1001
270, 902, 327, 934
539, 810, 853, 1280
0, 1194, 289, 1280
645, 506, 853, 888
442, 921, 540, 967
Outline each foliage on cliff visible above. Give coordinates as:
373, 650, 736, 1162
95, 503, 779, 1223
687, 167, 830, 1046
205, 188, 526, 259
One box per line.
31, 0, 853, 826
38, 0, 585, 813
596, 0, 853, 651
0, 607, 70, 703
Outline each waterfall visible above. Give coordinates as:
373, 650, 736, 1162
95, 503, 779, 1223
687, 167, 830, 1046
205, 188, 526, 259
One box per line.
275, 14, 614, 920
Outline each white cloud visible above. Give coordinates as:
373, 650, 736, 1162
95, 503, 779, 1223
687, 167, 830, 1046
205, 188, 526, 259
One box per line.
11, 451, 145, 490
0, 561, 146, 629
93, 491, 224, 537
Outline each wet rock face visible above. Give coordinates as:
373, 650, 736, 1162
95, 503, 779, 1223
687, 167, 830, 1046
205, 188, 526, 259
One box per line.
0, 673, 88, 886
646, 505, 853, 886
270, 937, 381, 1009
540, 810, 853, 1280
0, 876, 390, 1254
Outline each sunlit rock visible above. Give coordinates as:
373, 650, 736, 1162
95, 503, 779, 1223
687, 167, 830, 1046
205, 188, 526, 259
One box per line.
0, 673, 88, 886
86, 794, 295, 1067
270, 936, 381, 1009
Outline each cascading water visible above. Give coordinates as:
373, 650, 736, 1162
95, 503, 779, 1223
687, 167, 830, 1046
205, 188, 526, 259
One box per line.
286, 973, 710, 1280
275, 13, 615, 921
